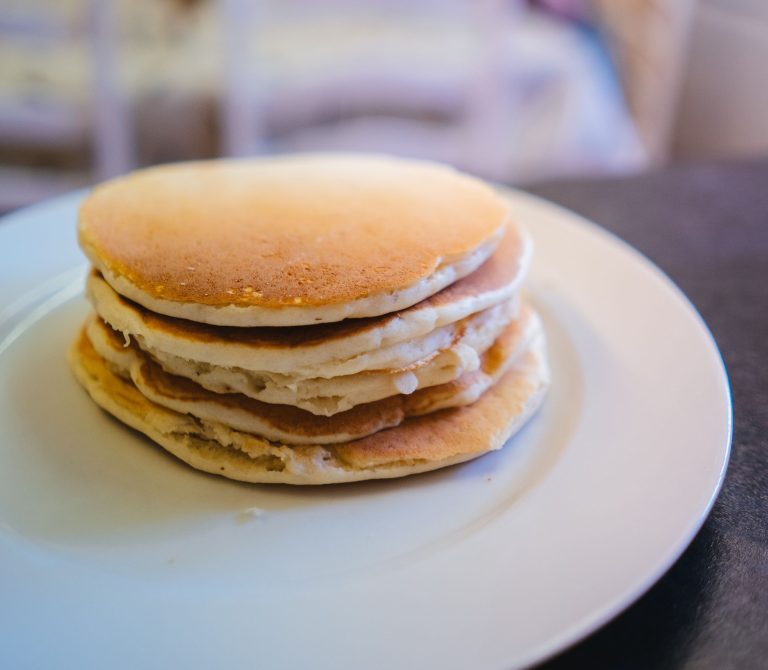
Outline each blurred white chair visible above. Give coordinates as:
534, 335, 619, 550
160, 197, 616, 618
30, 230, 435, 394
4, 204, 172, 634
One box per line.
217, 0, 522, 179
0, 0, 134, 210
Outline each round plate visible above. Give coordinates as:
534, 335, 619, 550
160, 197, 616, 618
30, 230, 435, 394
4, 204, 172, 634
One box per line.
0, 190, 731, 670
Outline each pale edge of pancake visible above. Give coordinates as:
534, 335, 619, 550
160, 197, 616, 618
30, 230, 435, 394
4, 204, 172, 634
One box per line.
94, 226, 507, 327
123, 298, 516, 416
86, 232, 532, 373
68, 330, 550, 485
84, 306, 539, 445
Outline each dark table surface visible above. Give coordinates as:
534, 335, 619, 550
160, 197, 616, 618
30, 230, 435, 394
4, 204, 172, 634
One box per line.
522, 159, 768, 670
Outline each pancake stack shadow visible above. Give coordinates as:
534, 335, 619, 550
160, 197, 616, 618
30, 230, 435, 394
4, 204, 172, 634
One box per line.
69, 155, 550, 484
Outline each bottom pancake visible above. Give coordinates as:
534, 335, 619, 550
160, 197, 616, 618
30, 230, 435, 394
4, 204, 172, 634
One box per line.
68, 328, 550, 485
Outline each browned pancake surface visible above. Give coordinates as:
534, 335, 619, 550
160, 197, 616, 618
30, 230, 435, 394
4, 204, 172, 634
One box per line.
79, 156, 509, 308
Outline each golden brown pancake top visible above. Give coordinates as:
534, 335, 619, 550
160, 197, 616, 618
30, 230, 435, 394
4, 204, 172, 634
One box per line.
88, 226, 524, 350
79, 156, 509, 308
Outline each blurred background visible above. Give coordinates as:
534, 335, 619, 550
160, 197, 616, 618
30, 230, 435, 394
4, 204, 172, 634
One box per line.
1, 0, 766, 212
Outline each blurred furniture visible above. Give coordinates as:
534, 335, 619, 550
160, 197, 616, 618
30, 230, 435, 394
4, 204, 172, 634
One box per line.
594, 0, 697, 164
217, 0, 644, 181
0, 0, 134, 210
673, 0, 768, 161
598, 0, 768, 164
218, 0, 526, 179
1, 0, 648, 209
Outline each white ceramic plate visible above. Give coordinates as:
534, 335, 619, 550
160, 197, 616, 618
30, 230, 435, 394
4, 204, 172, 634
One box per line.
0, 190, 731, 669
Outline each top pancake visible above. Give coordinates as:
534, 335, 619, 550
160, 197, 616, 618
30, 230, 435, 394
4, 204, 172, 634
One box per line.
79, 154, 510, 327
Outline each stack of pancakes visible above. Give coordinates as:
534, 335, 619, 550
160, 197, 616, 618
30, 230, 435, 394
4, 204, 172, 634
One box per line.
70, 155, 549, 484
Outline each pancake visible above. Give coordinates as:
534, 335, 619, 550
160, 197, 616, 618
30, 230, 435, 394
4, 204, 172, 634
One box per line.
82, 305, 539, 445
87, 296, 519, 416
85, 226, 530, 377
79, 155, 514, 326
69, 324, 550, 484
